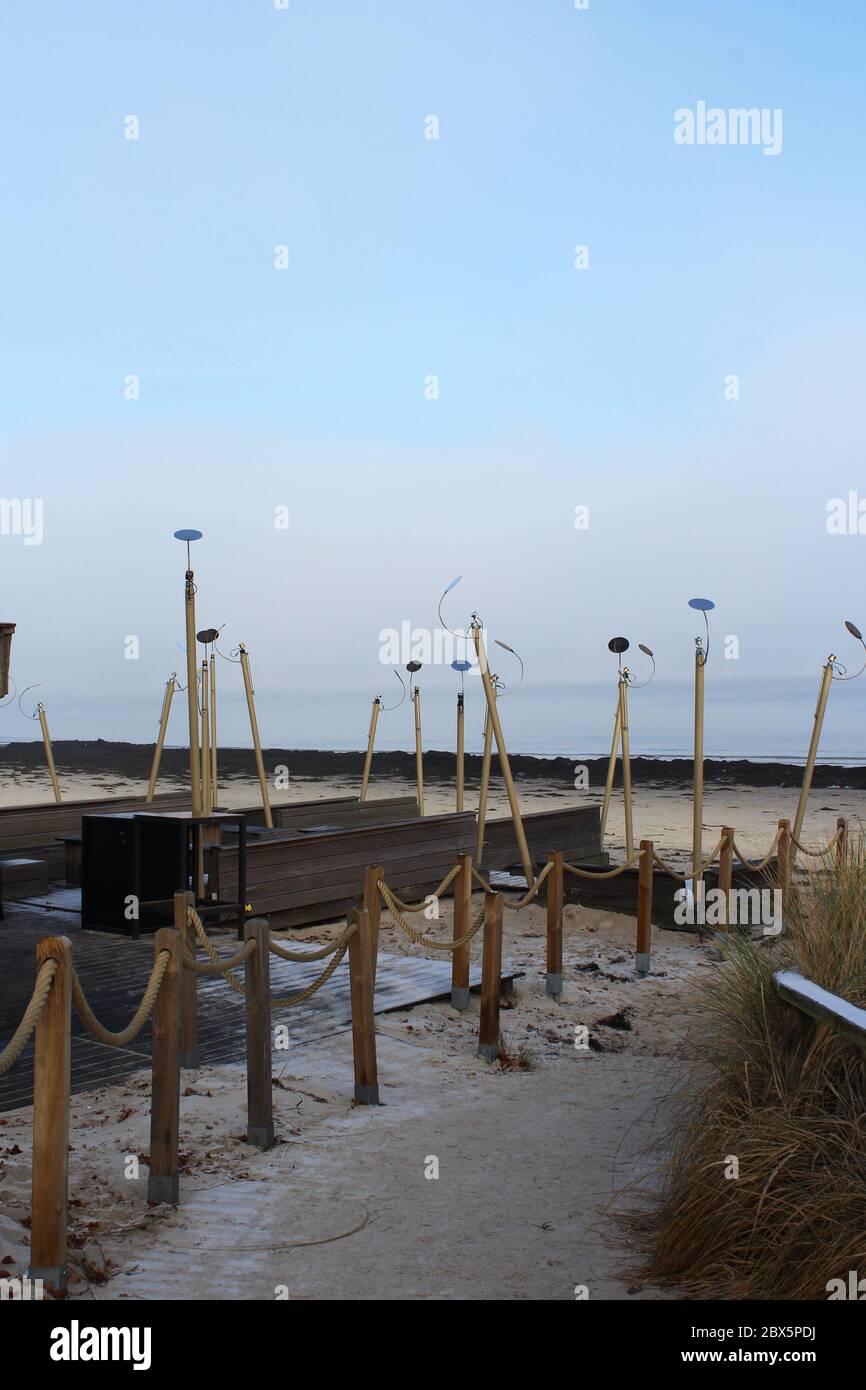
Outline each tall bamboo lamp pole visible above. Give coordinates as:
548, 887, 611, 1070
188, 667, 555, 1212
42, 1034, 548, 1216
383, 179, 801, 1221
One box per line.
209, 652, 218, 798
599, 694, 622, 840
471, 620, 534, 886
359, 696, 381, 802
174, 529, 203, 816
451, 659, 471, 812
476, 693, 496, 862
238, 643, 273, 828
619, 675, 635, 861
688, 599, 714, 888
407, 661, 424, 815
792, 620, 866, 844
36, 703, 62, 804
602, 638, 654, 856
146, 674, 177, 802
200, 659, 212, 815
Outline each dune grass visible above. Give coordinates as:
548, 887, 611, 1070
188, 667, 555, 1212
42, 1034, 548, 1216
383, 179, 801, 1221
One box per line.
642, 837, 866, 1300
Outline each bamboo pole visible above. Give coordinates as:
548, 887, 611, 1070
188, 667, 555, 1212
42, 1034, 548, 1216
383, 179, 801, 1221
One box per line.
209, 652, 218, 802
599, 694, 622, 841
200, 660, 212, 815
347, 907, 379, 1104
546, 852, 564, 998
238, 644, 272, 828
184, 570, 202, 816
29, 935, 71, 1292
792, 661, 833, 845
363, 864, 384, 988
36, 704, 62, 804
717, 826, 734, 931
472, 625, 534, 886
636, 841, 653, 977
477, 892, 503, 1062
147, 929, 181, 1205
359, 697, 381, 802
777, 818, 792, 903
412, 687, 425, 815
451, 852, 472, 1009
476, 697, 495, 862
456, 692, 465, 812
692, 642, 706, 886
244, 918, 274, 1149
620, 676, 634, 861
146, 676, 176, 802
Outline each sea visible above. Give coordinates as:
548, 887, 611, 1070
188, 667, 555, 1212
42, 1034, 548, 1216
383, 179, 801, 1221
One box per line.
1, 677, 865, 766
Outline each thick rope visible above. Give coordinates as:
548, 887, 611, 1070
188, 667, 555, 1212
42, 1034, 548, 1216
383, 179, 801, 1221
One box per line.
183, 940, 258, 975
270, 944, 350, 1007
378, 880, 486, 951
470, 859, 553, 909
563, 849, 645, 881
732, 826, 782, 870
72, 952, 169, 1047
269, 921, 357, 962
789, 827, 843, 861
0, 959, 57, 1075
651, 837, 724, 883
379, 863, 462, 914
188, 906, 247, 995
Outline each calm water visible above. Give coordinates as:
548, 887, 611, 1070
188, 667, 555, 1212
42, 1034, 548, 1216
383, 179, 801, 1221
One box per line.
2, 677, 865, 766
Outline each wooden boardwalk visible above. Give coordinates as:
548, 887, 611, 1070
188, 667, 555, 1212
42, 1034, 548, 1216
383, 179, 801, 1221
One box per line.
0, 894, 500, 1113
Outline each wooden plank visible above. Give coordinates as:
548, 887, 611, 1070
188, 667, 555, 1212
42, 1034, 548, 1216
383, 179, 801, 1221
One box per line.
773, 970, 866, 1051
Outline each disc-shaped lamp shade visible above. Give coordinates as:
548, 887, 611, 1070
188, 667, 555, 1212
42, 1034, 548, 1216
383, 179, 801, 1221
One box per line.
845, 620, 863, 641
608, 637, 630, 654
173, 529, 203, 542
443, 575, 462, 594
638, 644, 654, 657
197, 628, 220, 644
688, 597, 715, 612
406, 660, 422, 673
451, 660, 472, 672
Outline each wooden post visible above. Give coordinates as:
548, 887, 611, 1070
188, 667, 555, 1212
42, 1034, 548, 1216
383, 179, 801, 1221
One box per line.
29, 935, 72, 1292
777, 818, 791, 905
244, 918, 274, 1150
148, 929, 181, 1205
347, 907, 379, 1104
636, 841, 653, 977
175, 890, 198, 1068
477, 892, 503, 1063
546, 852, 564, 998
717, 825, 734, 931
836, 815, 847, 871
451, 853, 472, 1010
363, 864, 383, 989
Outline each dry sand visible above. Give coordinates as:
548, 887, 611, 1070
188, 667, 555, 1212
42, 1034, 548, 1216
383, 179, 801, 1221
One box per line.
0, 769, 860, 1300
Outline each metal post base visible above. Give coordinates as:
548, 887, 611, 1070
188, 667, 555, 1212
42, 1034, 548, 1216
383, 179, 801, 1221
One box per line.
451, 986, 470, 1011
147, 1174, 179, 1206
546, 972, 563, 998
354, 1083, 380, 1105
635, 952, 651, 978
247, 1123, 275, 1151
180, 1049, 200, 1069
26, 1266, 64, 1294
477, 1043, 498, 1064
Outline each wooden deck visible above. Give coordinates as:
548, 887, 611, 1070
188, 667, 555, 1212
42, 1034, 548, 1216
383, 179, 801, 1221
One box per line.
0, 895, 512, 1113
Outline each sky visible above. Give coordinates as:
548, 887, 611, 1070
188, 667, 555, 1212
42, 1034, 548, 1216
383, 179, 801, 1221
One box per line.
1, 1, 865, 749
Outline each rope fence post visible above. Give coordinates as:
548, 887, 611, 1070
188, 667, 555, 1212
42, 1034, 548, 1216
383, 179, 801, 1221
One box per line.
148, 929, 181, 1205
363, 864, 383, 988
478, 892, 503, 1063
636, 843, 653, 978
717, 825, 734, 931
777, 818, 791, 905
546, 851, 564, 999
29, 935, 71, 1293
176, 891, 199, 1068
244, 917, 273, 1150
347, 907, 379, 1104
451, 853, 472, 1010
836, 816, 847, 870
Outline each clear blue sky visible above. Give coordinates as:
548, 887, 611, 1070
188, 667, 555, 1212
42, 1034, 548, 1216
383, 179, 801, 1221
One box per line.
1, 2, 864, 737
